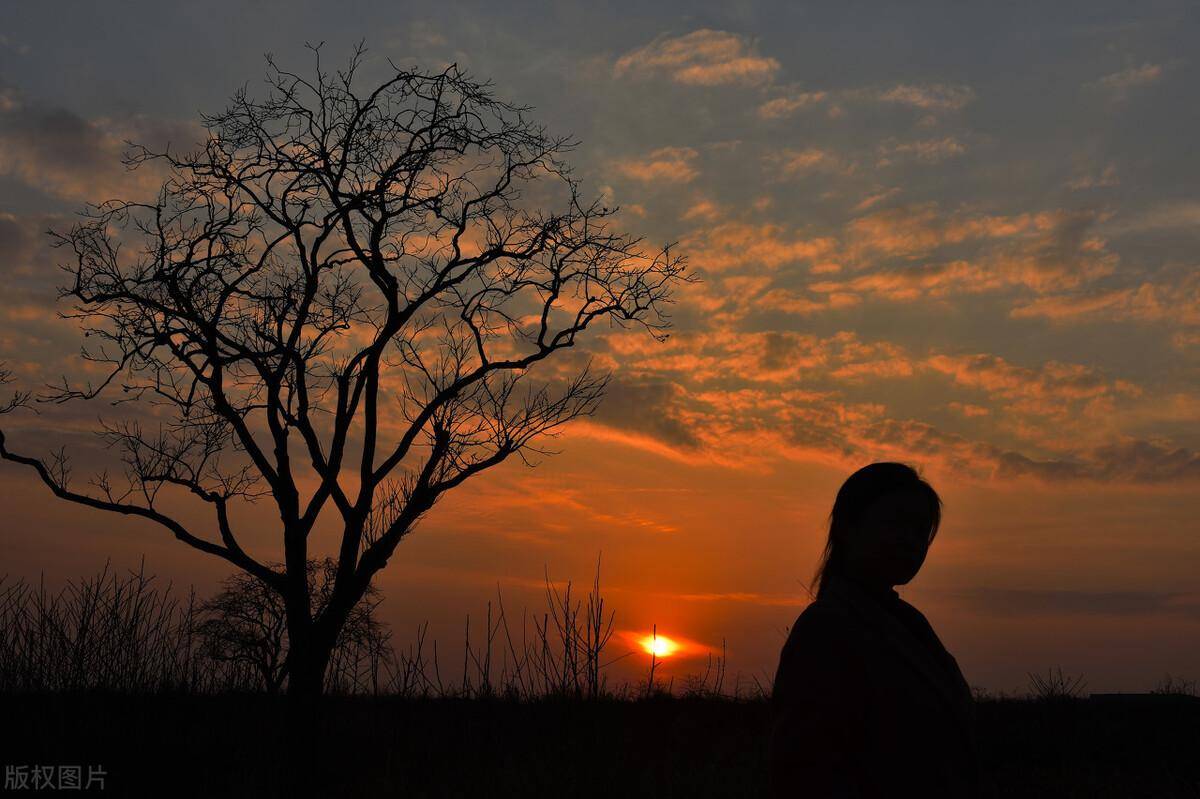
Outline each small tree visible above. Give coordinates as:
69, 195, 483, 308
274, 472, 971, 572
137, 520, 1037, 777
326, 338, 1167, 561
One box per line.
197, 558, 388, 694
0, 42, 688, 696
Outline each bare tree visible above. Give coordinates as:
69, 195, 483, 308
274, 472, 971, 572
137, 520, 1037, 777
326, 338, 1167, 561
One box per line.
0, 42, 689, 696
197, 558, 388, 694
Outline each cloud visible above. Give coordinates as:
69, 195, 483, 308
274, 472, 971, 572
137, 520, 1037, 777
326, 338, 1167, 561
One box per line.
924, 353, 1137, 412
876, 136, 967, 165
1010, 275, 1200, 327
1079, 438, 1200, 483
582, 326, 1200, 485
805, 206, 1118, 302
0, 208, 115, 381
609, 328, 914, 387
462, 474, 684, 537
0, 212, 39, 276
612, 146, 700, 183
590, 376, 701, 451
1065, 164, 1119, 190
756, 288, 861, 315
947, 402, 990, 418
998, 210, 1118, 293
589, 318, 1200, 485
856, 419, 1200, 484
614, 29, 780, 86
877, 83, 975, 110
651, 273, 776, 325
850, 419, 1013, 478
686, 202, 1123, 316
565, 420, 706, 467
852, 188, 901, 213
988, 436, 1200, 479
756, 82, 973, 122
767, 147, 853, 178
681, 198, 721, 222
1091, 62, 1164, 97
806, 263, 995, 302
757, 89, 827, 119
756, 81, 973, 123
686, 202, 1123, 326
1172, 331, 1200, 350
1109, 201, 1200, 233
0, 82, 200, 203
682, 221, 836, 273
845, 204, 1054, 256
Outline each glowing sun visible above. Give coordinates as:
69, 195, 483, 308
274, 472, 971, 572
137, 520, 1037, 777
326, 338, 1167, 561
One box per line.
640, 634, 679, 658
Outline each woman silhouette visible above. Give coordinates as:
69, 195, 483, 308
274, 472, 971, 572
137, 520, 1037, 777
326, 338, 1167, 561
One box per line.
768, 462, 979, 798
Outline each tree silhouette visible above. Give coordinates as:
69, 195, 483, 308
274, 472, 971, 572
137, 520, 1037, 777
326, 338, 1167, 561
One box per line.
197, 558, 389, 694
0, 42, 688, 695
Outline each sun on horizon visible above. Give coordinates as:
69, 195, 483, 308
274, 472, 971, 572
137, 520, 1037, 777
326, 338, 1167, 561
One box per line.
640, 633, 679, 658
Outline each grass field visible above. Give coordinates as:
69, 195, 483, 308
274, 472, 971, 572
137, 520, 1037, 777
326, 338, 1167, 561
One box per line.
3, 690, 1199, 797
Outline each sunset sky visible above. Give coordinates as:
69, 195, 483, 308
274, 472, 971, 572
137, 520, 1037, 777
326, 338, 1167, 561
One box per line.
1, 1, 1198, 694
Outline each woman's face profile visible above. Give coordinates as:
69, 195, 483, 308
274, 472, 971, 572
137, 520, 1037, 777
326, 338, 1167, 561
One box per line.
841, 486, 935, 588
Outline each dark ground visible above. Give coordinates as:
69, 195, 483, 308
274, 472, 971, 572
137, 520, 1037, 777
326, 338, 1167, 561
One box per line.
2, 692, 1198, 797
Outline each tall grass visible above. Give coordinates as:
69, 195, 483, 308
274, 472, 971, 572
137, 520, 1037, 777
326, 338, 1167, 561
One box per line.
0, 557, 739, 700
0, 561, 257, 692
1026, 666, 1088, 701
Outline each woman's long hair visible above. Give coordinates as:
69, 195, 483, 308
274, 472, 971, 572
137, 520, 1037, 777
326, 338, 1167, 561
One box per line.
810, 462, 942, 596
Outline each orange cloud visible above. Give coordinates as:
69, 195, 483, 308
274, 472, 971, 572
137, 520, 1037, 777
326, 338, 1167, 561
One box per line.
877, 136, 967, 165
923, 353, 1139, 419
681, 198, 722, 222
614, 29, 780, 87
767, 147, 853, 178
613, 146, 700, 183
583, 312, 1198, 487
684, 221, 836, 273
564, 420, 705, 466
845, 204, 1046, 257
757, 82, 973, 121
947, 402, 991, 418
852, 188, 901, 213
877, 83, 975, 110
808, 261, 989, 301
1010, 277, 1200, 326
1172, 331, 1200, 350
756, 288, 861, 315
803, 206, 1118, 302
757, 89, 828, 119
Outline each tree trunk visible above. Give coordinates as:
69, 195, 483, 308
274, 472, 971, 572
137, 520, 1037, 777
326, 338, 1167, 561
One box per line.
282, 561, 330, 698
286, 638, 333, 697
279, 630, 335, 794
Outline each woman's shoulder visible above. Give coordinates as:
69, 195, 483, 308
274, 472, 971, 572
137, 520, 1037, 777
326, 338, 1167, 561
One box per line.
773, 597, 870, 704
892, 596, 948, 645
893, 596, 965, 669
793, 594, 854, 628
779, 596, 864, 657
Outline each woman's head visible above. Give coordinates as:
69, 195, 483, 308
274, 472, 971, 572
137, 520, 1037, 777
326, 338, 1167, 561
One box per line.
811, 462, 942, 595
